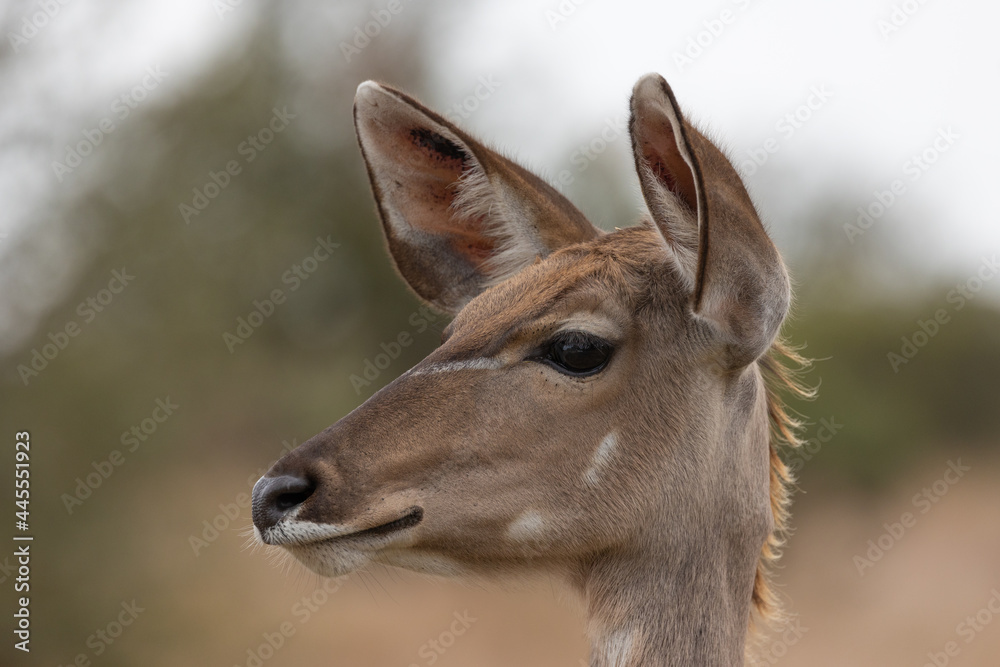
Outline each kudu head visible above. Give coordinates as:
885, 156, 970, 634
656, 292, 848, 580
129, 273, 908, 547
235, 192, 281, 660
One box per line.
253, 73, 795, 662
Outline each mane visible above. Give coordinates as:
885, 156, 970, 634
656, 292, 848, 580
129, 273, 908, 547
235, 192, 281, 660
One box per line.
752, 338, 814, 631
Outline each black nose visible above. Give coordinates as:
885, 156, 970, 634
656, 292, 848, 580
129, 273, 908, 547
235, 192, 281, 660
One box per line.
251, 474, 316, 531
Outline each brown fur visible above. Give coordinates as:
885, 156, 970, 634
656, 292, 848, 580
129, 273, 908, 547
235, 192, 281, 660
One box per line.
756, 341, 813, 624
253, 75, 806, 666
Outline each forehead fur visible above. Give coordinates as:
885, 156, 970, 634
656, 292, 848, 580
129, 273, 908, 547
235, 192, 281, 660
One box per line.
444, 223, 689, 349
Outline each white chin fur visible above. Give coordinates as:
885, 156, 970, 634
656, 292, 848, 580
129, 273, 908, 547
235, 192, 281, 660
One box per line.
285, 541, 372, 578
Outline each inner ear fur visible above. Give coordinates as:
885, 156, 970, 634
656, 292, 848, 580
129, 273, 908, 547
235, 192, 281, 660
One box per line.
629, 73, 790, 368
354, 81, 600, 315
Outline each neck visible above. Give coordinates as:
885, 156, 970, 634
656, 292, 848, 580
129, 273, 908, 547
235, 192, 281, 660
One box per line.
579, 545, 755, 666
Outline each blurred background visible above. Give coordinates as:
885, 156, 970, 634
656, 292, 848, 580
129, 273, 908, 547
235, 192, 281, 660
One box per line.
1, 0, 998, 665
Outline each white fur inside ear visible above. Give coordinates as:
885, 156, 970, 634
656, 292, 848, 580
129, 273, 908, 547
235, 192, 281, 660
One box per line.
631, 74, 704, 290
637, 160, 698, 287
451, 161, 546, 286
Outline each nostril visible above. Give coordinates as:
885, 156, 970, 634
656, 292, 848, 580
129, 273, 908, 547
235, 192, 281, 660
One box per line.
252, 474, 316, 531
274, 488, 312, 512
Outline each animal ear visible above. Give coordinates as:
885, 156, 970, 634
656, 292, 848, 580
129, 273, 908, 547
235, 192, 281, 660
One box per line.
629, 73, 790, 368
353, 81, 601, 315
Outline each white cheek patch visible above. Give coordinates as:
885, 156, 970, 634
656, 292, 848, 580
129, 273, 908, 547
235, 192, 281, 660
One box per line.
602, 628, 639, 667
408, 357, 503, 376
506, 509, 547, 542
584, 431, 618, 486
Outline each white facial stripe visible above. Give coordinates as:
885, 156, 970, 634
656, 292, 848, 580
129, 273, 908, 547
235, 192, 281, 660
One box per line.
584, 431, 618, 486
409, 357, 503, 376
506, 509, 546, 542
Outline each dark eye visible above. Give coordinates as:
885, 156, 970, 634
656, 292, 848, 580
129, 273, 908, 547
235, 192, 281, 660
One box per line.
536, 332, 613, 376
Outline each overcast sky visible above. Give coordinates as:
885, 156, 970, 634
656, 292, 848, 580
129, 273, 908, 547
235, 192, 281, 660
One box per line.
430, 0, 999, 281
1, 0, 997, 317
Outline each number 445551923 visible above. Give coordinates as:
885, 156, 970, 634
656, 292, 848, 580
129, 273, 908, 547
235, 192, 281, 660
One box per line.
15, 432, 29, 530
